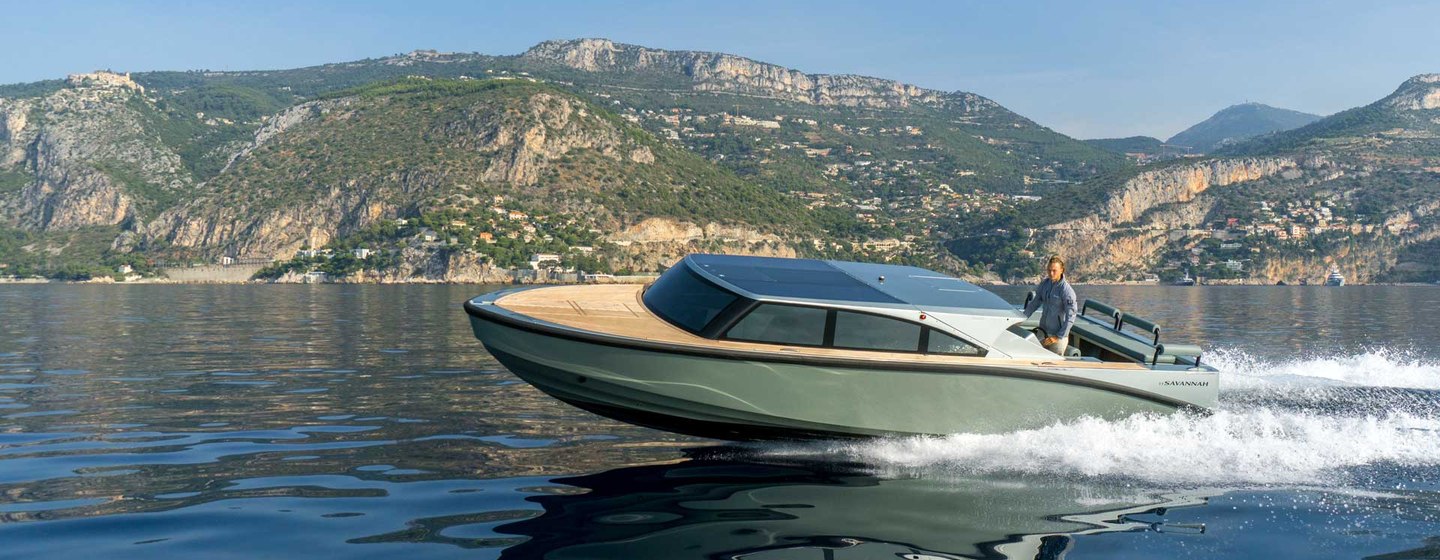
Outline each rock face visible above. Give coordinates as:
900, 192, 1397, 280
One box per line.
1384, 74, 1440, 111
522, 38, 1000, 113
139, 80, 807, 281
354, 246, 513, 283
0, 74, 189, 230
147, 86, 652, 259
146, 193, 382, 261
1041, 157, 1302, 277
470, 92, 634, 186
0, 98, 32, 167
1089, 157, 1300, 225
604, 217, 796, 271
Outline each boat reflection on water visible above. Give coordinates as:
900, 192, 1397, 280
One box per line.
494, 451, 1210, 559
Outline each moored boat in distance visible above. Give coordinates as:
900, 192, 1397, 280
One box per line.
1173, 272, 1197, 286
1325, 268, 1346, 286
464, 254, 1219, 440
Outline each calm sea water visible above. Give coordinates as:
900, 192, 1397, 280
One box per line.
3, 284, 1440, 559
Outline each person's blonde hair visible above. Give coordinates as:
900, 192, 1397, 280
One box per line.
1047, 256, 1065, 271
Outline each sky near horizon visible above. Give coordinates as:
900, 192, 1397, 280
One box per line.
2, 0, 1436, 140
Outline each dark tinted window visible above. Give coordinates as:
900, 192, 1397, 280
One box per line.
928, 330, 984, 356
725, 304, 826, 346
643, 266, 739, 333
833, 311, 922, 352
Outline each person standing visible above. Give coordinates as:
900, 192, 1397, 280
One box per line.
1023, 256, 1077, 356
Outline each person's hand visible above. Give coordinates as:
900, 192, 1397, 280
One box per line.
1042, 336, 1058, 346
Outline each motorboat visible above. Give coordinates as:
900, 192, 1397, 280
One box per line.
463, 254, 1218, 440
1325, 268, 1346, 286
1172, 272, 1197, 286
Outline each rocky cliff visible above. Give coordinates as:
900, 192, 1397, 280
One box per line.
1088, 157, 1301, 226
603, 217, 797, 271
1039, 157, 1305, 277
522, 38, 1001, 114
147, 83, 652, 258
140, 79, 811, 278
0, 71, 191, 230
1383, 74, 1440, 111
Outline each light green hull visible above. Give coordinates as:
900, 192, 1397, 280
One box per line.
469, 309, 1217, 439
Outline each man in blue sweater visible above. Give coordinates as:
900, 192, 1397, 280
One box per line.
1023, 256, 1078, 356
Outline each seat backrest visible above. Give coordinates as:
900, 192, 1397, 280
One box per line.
1120, 314, 1161, 345
1081, 299, 1122, 329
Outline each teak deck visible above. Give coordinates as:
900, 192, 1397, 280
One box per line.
495, 284, 1149, 371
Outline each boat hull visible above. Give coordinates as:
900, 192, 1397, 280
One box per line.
467, 298, 1217, 440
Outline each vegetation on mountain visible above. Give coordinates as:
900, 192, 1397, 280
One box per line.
0, 41, 1435, 283
1216, 103, 1409, 157
0, 225, 161, 280
206, 78, 811, 228
0, 79, 65, 99
138, 77, 834, 279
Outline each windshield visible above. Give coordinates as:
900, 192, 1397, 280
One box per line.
642, 264, 739, 334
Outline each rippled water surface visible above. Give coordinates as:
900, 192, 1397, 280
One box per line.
3, 284, 1440, 559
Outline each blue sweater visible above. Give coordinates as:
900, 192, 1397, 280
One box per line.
1023, 276, 1077, 339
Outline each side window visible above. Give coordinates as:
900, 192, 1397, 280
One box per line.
833, 311, 922, 352
928, 330, 984, 356
725, 304, 826, 346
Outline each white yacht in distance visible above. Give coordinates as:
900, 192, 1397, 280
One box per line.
464, 254, 1218, 440
1325, 269, 1346, 286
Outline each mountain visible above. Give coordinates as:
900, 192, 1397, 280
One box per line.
521, 38, 984, 111
146, 78, 815, 270
2, 40, 1432, 284
0, 75, 828, 279
0, 72, 194, 230
1166, 103, 1322, 153
1002, 74, 1440, 284
515, 39, 1124, 195
1220, 74, 1440, 160
0, 38, 1126, 281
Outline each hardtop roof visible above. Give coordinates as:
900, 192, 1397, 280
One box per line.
684, 254, 1021, 316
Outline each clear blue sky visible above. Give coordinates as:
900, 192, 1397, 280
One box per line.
3, 0, 1436, 139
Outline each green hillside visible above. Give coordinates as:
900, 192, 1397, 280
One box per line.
1085, 136, 1167, 154
114, 42, 1124, 199
147, 78, 835, 272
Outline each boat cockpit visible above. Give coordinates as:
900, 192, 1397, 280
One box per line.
644, 254, 1205, 369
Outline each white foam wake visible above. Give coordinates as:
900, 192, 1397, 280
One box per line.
822, 410, 1440, 486
760, 349, 1440, 487
1211, 347, 1440, 391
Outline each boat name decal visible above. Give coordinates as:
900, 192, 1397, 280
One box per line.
1161, 380, 1211, 387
